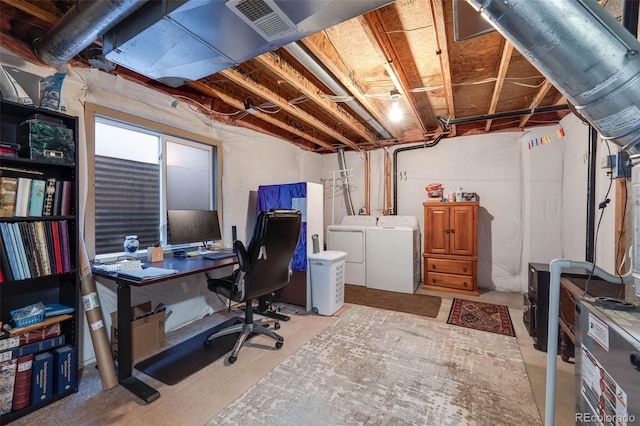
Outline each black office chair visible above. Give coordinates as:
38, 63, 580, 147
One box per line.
204, 209, 302, 364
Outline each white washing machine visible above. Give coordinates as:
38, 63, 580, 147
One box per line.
365, 215, 420, 294
326, 215, 377, 286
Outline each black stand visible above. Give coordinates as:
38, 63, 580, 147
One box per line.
255, 295, 290, 321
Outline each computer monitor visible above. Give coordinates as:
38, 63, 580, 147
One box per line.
167, 209, 222, 247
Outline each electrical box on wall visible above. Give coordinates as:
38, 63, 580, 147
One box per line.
601, 151, 631, 178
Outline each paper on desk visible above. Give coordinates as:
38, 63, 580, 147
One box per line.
117, 267, 179, 281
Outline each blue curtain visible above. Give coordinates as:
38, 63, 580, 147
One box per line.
257, 182, 307, 271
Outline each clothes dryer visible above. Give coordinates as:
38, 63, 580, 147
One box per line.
326, 215, 377, 286
365, 215, 420, 293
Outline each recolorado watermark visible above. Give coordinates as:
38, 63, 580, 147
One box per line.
575, 413, 636, 423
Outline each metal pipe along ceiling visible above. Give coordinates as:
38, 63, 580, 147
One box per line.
32, 0, 147, 67
284, 42, 394, 140
337, 149, 356, 216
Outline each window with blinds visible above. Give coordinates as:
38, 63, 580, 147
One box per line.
94, 118, 216, 256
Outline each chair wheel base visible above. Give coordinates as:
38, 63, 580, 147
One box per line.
228, 355, 237, 364
275, 341, 283, 349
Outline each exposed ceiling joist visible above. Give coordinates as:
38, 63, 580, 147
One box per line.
485, 41, 514, 131
429, 0, 456, 136
519, 80, 555, 128
187, 80, 337, 152
300, 33, 399, 141
253, 51, 377, 143
360, 10, 429, 135
217, 67, 360, 150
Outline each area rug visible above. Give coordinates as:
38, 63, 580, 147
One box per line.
344, 284, 441, 318
208, 305, 541, 425
447, 298, 516, 337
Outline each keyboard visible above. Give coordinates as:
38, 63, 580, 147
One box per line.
203, 251, 236, 260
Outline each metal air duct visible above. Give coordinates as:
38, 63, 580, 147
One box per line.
465, 1, 640, 424
467, 0, 640, 156
33, 0, 147, 67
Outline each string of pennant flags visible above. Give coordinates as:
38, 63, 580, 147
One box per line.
527, 127, 565, 150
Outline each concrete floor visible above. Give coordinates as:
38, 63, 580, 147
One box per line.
8, 289, 576, 425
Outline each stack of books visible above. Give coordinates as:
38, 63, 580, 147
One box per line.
0, 219, 72, 282
0, 177, 72, 219
0, 322, 76, 415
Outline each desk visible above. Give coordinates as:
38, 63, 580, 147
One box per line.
92, 255, 237, 403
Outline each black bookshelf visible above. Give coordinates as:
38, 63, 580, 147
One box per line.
0, 100, 79, 423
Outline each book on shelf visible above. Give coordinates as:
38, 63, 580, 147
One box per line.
53, 345, 76, 394
9, 222, 30, 280
28, 179, 46, 217
0, 223, 20, 280
43, 222, 55, 275
11, 353, 33, 411
51, 221, 63, 274
44, 304, 74, 318
0, 335, 65, 362
34, 221, 51, 276
60, 181, 71, 216
30, 351, 52, 406
14, 177, 31, 217
0, 177, 17, 217
52, 179, 62, 216
0, 334, 19, 353
18, 323, 61, 344
0, 227, 13, 281
0, 358, 17, 415
27, 222, 44, 277
42, 177, 56, 216
17, 222, 39, 278
59, 220, 71, 272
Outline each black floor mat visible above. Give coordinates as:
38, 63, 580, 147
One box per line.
134, 317, 246, 385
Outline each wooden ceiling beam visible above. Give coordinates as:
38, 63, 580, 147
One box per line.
253, 51, 377, 142
187, 80, 337, 152
485, 41, 514, 131
300, 32, 399, 139
519, 79, 554, 127
429, 0, 457, 137
361, 10, 428, 134
217, 67, 360, 150
2, 0, 60, 24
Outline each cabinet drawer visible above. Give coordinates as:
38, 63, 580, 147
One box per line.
426, 272, 475, 291
426, 258, 473, 275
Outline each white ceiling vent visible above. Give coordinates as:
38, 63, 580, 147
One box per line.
226, 0, 297, 41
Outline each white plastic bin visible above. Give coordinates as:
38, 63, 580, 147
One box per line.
308, 250, 347, 316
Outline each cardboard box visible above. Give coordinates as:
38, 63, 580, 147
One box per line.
110, 301, 165, 361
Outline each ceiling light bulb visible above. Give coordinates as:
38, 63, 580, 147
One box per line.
389, 104, 402, 122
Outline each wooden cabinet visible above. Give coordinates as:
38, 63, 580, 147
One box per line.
422, 201, 478, 295
0, 100, 79, 423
